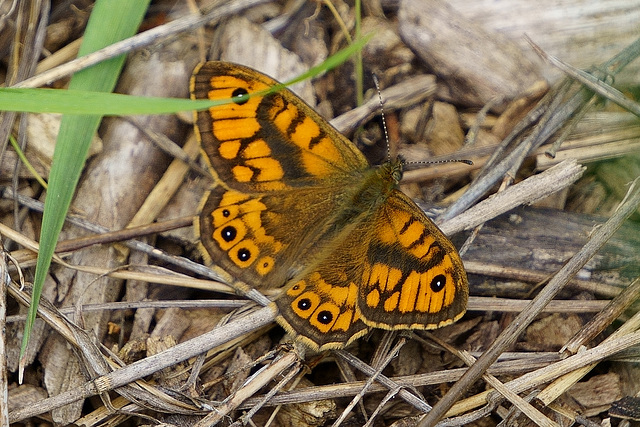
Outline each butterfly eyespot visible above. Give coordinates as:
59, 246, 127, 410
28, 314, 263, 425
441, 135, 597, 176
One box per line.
222, 209, 231, 217
430, 274, 447, 292
316, 310, 334, 325
237, 248, 251, 262
286, 281, 306, 297
231, 88, 249, 105
220, 226, 237, 242
255, 256, 275, 276
297, 298, 312, 311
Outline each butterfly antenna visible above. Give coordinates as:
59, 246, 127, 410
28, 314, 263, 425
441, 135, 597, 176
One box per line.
373, 74, 472, 167
406, 158, 474, 167
418, 158, 473, 165
373, 74, 391, 162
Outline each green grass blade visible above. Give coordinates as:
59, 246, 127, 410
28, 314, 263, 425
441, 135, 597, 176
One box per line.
1, 35, 373, 116
9, 135, 48, 189
19, 0, 151, 371
0, 88, 215, 115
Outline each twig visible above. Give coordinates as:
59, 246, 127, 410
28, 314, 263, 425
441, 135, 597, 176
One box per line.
237, 356, 556, 410
420, 177, 640, 425
13, 0, 269, 88
0, 242, 10, 426
562, 276, 640, 354
336, 350, 432, 414
442, 36, 640, 221
194, 350, 299, 426
332, 339, 407, 427
330, 74, 437, 135
439, 160, 584, 235
444, 329, 640, 419
8, 303, 277, 422
535, 290, 640, 406
426, 334, 558, 427
527, 36, 640, 117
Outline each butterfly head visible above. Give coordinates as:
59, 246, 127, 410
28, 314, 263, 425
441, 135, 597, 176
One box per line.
378, 157, 404, 185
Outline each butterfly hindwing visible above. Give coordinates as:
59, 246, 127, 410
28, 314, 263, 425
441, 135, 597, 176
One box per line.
275, 189, 467, 351
197, 186, 288, 286
275, 251, 370, 351
357, 190, 468, 329
199, 182, 363, 289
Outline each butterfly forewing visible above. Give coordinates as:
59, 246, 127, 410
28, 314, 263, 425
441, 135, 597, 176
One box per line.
191, 62, 369, 193
199, 178, 374, 289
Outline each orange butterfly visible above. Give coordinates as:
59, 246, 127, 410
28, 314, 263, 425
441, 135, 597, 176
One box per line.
191, 62, 468, 351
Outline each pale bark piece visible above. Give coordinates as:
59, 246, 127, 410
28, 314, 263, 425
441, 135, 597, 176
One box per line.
209, 15, 316, 106
122, 245, 153, 341
40, 336, 85, 423
150, 307, 191, 341
1, 113, 102, 180
567, 373, 622, 417
460, 206, 640, 297
362, 15, 415, 67
423, 101, 465, 156
38, 38, 199, 425
522, 313, 583, 351
146, 335, 190, 389
447, 0, 640, 86
25, 113, 103, 178
223, 347, 253, 396
156, 173, 207, 246
7, 384, 47, 414
275, 378, 337, 427
398, 0, 543, 109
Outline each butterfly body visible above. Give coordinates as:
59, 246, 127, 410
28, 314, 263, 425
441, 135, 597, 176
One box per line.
191, 62, 468, 351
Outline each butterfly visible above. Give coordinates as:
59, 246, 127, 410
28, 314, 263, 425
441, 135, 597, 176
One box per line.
190, 61, 468, 352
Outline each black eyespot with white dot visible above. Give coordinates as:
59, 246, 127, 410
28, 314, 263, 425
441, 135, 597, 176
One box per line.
297, 298, 311, 311
317, 311, 333, 325
237, 248, 251, 262
231, 88, 249, 105
220, 226, 236, 242
430, 275, 446, 292
222, 209, 230, 217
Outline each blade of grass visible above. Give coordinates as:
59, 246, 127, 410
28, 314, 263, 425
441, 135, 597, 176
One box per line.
18, 0, 151, 376
0, 35, 372, 116
354, 0, 363, 107
0, 89, 224, 115
8, 135, 47, 189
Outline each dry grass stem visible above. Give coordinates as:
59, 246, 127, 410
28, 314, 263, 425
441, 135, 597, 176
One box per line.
14, 0, 270, 89
453, 345, 559, 427
238, 356, 557, 410
331, 74, 437, 134
440, 160, 584, 234
422, 178, 640, 424
194, 351, 300, 426
9, 304, 276, 422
